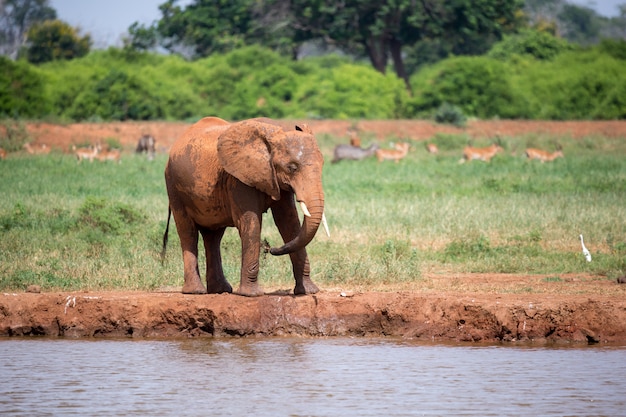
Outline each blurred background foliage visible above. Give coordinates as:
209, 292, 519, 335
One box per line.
1, 0, 625, 122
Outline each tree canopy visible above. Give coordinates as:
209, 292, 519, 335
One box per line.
0, 0, 56, 59
128, 0, 524, 91
25, 19, 91, 63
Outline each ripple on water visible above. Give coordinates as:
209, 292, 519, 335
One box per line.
1, 338, 625, 416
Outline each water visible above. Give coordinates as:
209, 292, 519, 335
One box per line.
1, 338, 625, 416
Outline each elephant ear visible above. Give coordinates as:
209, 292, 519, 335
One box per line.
295, 123, 313, 134
217, 121, 282, 200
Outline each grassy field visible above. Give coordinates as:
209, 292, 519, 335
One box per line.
1, 131, 625, 293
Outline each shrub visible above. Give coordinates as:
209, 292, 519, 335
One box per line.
296, 63, 407, 119
0, 56, 50, 118
597, 39, 626, 61
192, 46, 302, 120
0, 119, 32, 151
78, 197, 144, 234
488, 29, 576, 61
66, 69, 164, 121
434, 102, 466, 127
517, 50, 626, 120
407, 56, 524, 119
102, 137, 122, 150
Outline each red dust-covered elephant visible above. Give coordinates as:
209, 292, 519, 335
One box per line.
162, 117, 327, 297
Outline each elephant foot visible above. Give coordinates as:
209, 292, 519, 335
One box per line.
182, 279, 207, 294
207, 280, 233, 294
236, 283, 264, 297
294, 279, 319, 295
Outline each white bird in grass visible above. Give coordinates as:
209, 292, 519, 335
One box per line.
579, 234, 591, 262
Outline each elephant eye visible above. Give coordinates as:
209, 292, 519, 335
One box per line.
286, 162, 298, 174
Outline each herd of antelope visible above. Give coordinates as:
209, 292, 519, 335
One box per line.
3, 129, 564, 165
1, 135, 157, 163
331, 129, 564, 165
72, 143, 122, 164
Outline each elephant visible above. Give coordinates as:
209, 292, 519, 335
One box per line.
162, 116, 327, 297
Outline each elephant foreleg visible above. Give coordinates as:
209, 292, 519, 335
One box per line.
201, 227, 233, 294
289, 250, 319, 295
236, 212, 264, 297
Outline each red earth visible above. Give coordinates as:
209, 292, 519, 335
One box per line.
15, 119, 626, 152
2, 120, 626, 343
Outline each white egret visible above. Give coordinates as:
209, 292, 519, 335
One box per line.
579, 234, 591, 262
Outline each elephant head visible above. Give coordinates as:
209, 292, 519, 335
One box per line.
217, 120, 325, 256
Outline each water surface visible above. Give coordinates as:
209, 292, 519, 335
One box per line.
1, 338, 625, 416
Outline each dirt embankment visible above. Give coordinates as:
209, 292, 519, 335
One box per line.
2, 288, 625, 344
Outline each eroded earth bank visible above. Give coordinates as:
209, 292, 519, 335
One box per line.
2, 289, 626, 344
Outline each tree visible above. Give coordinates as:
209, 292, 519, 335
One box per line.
558, 4, 601, 45
0, 0, 56, 59
272, 0, 524, 92
601, 4, 626, 40
123, 22, 158, 52
156, 0, 261, 57
145, 0, 522, 92
0, 55, 49, 117
24, 19, 91, 64
523, 0, 565, 27
524, 0, 625, 44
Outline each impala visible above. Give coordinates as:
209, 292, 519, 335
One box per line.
0, 147, 6, 159
524, 147, 564, 162
376, 142, 410, 163
23, 142, 51, 155
348, 130, 361, 147
426, 143, 439, 154
97, 148, 122, 163
460, 143, 503, 163
74, 143, 100, 163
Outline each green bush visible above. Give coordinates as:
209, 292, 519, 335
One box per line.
296, 63, 407, 119
9, 43, 625, 121
179, 46, 303, 120
434, 102, 467, 127
66, 69, 164, 121
488, 29, 576, 61
597, 38, 626, 60
0, 120, 32, 151
516, 50, 626, 119
0, 56, 50, 118
78, 196, 145, 234
407, 56, 525, 119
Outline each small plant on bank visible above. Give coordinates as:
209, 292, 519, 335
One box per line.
0, 120, 32, 151
434, 102, 467, 127
103, 137, 123, 150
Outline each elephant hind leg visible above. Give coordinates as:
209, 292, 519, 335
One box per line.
201, 227, 233, 294
174, 216, 206, 294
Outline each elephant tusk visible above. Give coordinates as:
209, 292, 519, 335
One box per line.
300, 201, 311, 217
322, 213, 330, 237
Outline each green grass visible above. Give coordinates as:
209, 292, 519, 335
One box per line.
1, 131, 625, 293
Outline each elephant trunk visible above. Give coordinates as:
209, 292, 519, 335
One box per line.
270, 196, 324, 256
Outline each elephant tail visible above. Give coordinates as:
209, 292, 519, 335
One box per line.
160, 207, 171, 264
